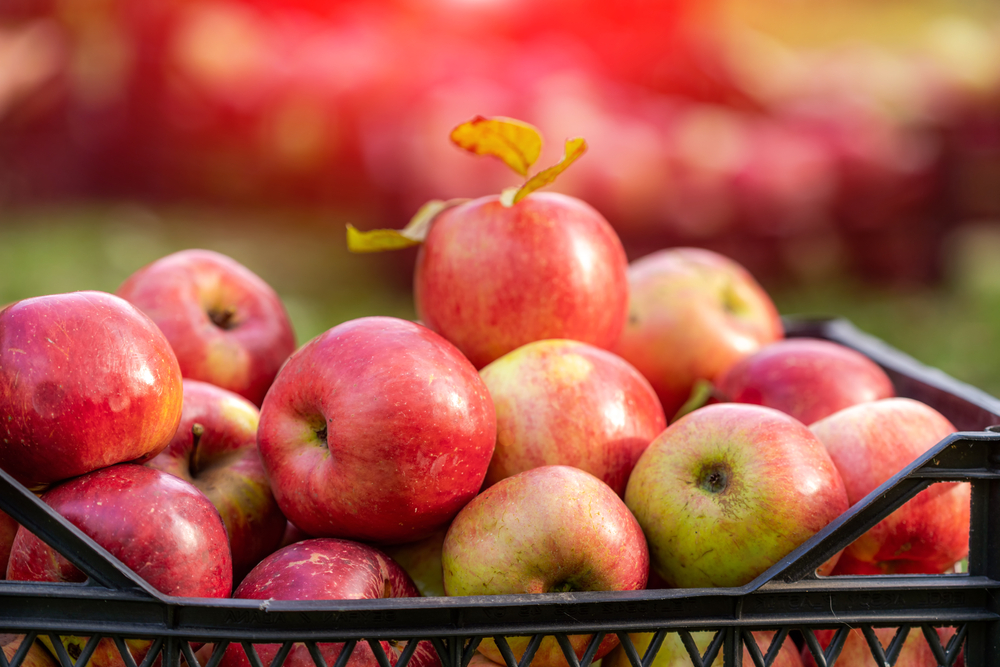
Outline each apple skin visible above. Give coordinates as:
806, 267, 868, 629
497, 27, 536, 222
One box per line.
6, 464, 232, 667
146, 379, 287, 585
221, 538, 439, 667
625, 403, 849, 588
116, 249, 297, 407
479, 339, 666, 497
611, 248, 784, 420
809, 398, 969, 575
0, 510, 17, 579
258, 316, 496, 544
443, 465, 648, 667
382, 526, 448, 598
0, 291, 183, 490
414, 192, 629, 369
801, 627, 956, 667
604, 630, 803, 667
1, 635, 59, 667
716, 338, 895, 425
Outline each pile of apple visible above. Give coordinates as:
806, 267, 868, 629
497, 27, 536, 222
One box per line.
0, 118, 969, 667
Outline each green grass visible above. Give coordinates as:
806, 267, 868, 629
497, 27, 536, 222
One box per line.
3, 204, 1000, 399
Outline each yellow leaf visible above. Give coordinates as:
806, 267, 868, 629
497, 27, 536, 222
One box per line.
346, 199, 468, 253
450, 116, 543, 177
512, 137, 588, 204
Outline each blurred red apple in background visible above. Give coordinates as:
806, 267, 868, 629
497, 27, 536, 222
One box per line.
443, 465, 648, 667
0, 291, 183, 490
258, 316, 495, 544
625, 403, 849, 588
612, 248, 783, 421
479, 338, 666, 497
146, 379, 287, 585
222, 538, 439, 667
116, 249, 297, 407
810, 398, 969, 575
717, 338, 895, 425
414, 192, 629, 369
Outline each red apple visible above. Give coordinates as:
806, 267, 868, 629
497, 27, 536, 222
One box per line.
443, 465, 648, 667
478, 338, 666, 497
604, 630, 803, 667
611, 248, 784, 421
809, 398, 969, 575
0, 510, 17, 579
717, 338, 895, 425
802, 627, 957, 667
0, 291, 183, 490
221, 538, 439, 667
6, 463, 232, 667
146, 379, 287, 585
116, 249, 297, 407
2, 635, 59, 667
625, 403, 849, 588
414, 192, 629, 369
258, 316, 496, 544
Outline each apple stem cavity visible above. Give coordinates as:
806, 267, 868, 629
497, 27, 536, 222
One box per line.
208, 305, 239, 330
698, 463, 731, 495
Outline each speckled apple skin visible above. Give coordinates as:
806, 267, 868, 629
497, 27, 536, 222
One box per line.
0, 291, 183, 490
604, 630, 804, 667
258, 316, 496, 544
443, 465, 648, 667
414, 192, 629, 369
117, 249, 296, 407
147, 379, 286, 585
625, 403, 849, 589
479, 339, 666, 497
717, 338, 895, 425
223, 539, 439, 667
810, 398, 968, 574
611, 248, 783, 420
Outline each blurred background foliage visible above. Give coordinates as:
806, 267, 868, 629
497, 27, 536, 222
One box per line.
1, 0, 999, 394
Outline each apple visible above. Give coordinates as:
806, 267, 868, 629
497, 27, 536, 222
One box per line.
604, 630, 803, 667
2, 635, 59, 667
443, 465, 648, 667
6, 463, 232, 667
414, 192, 629, 369
258, 316, 496, 544
0, 510, 17, 579
0, 291, 183, 490
146, 379, 287, 585
716, 338, 896, 425
611, 248, 784, 421
221, 538, 439, 667
382, 527, 448, 598
625, 403, 849, 588
801, 627, 958, 667
809, 398, 969, 575
478, 338, 666, 497
116, 249, 297, 407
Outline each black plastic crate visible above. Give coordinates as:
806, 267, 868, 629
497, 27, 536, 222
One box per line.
1, 317, 998, 667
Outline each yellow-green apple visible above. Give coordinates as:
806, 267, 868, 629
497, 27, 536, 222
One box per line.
146, 379, 287, 585
717, 338, 895, 425
6, 463, 232, 667
443, 465, 648, 667
809, 398, 968, 575
801, 627, 957, 667
414, 192, 629, 369
258, 316, 496, 544
382, 527, 448, 598
479, 339, 666, 497
604, 630, 804, 667
0, 291, 183, 490
2, 635, 59, 667
221, 538, 439, 667
116, 249, 296, 407
611, 248, 783, 420
625, 403, 849, 588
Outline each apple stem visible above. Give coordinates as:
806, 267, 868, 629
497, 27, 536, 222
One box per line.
190, 423, 205, 474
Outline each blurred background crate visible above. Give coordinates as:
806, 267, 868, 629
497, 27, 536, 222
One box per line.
1, 0, 1000, 393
